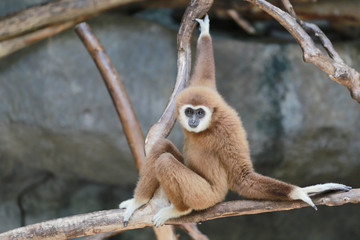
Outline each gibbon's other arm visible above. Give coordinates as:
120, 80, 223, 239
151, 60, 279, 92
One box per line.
119, 138, 183, 226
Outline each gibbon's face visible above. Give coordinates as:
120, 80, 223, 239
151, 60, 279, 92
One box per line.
176, 87, 220, 133
178, 104, 213, 133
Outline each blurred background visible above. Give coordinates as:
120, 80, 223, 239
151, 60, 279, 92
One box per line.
0, 0, 359, 239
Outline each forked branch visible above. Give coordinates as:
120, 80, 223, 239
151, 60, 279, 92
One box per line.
0, 189, 359, 239
246, 0, 360, 102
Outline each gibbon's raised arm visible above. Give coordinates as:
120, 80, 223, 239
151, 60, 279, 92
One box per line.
191, 15, 216, 89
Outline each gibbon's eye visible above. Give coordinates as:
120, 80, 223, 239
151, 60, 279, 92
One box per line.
196, 108, 206, 118
185, 108, 194, 117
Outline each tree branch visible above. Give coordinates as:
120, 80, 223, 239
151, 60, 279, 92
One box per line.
144, 0, 213, 154
74, 0, 214, 239
0, 0, 142, 41
0, 19, 81, 59
1, 189, 358, 239
75, 22, 146, 169
227, 9, 256, 35
246, 0, 360, 102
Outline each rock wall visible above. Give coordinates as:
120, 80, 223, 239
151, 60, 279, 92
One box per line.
0, 13, 359, 239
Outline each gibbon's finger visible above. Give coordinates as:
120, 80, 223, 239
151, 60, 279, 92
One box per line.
195, 14, 210, 35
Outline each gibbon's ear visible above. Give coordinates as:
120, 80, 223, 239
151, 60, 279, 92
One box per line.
190, 15, 216, 90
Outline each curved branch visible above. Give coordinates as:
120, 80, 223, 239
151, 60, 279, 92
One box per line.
1, 189, 359, 239
75, 22, 146, 169
144, 0, 214, 154
246, 0, 360, 103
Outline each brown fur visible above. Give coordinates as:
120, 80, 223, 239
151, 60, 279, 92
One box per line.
133, 31, 296, 213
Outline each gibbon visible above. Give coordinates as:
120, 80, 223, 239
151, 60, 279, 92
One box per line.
120, 15, 351, 227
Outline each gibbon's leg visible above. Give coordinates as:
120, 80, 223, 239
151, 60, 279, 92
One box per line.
191, 14, 216, 89
119, 139, 184, 226
152, 153, 224, 227
233, 172, 351, 210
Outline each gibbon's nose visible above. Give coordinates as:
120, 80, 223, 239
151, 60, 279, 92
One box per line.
188, 115, 199, 128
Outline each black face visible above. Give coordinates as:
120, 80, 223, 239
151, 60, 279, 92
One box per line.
185, 107, 206, 128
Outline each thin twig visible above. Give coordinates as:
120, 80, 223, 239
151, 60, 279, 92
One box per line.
227, 9, 256, 35
281, 0, 343, 63
179, 223, 209, 240
1, 189, 358, 239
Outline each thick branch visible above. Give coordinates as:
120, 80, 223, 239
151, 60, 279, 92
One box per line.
246, 0, 360, 102
1, 189, 359, 239
0, 20, 79, 59
0, 0, 141, 41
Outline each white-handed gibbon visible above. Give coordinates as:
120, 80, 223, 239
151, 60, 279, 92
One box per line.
120, 15, 351, 227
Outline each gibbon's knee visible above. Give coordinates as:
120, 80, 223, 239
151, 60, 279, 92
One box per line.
155, 153, 222, 211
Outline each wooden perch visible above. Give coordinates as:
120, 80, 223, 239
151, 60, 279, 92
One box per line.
1, 189, 359, 239
246, 0, 360, 102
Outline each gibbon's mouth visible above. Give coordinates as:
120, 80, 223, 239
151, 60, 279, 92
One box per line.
188, 115, 200, 128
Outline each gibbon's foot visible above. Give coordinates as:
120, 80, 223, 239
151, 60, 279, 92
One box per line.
119, 198, 147, 227
195, 14, 210, 36
302, 183, 351, 196
152, 205, 192, 227
290, 183, 352, 211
